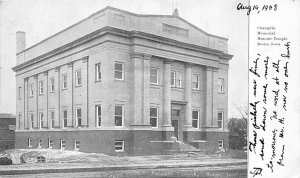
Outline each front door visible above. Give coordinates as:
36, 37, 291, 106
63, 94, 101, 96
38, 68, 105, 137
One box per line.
171, 109, 180, 140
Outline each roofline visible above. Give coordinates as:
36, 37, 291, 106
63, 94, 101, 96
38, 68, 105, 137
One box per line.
16, 6, 228, 55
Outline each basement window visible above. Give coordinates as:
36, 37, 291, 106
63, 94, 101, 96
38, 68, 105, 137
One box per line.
28, 138, 32, 147
218, 140, 224, 149
60, 140, 66, 150
115, 140, 124, 152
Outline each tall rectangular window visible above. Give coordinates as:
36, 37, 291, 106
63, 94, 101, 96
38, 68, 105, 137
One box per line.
192, 74, 200, 90
48, 139, 53, 149
96, 105, 101, 127
218, 78, 224, 93
74, 140, 80, 150
18, 87, 22, 100
60, 140, 66, 150
49, 78, 55, 92
29, 84, 34, 97
176, 71, 182, 87
62, 74, 67, 89
192, 110, 200, 128
150, 107, 158, 128
50, 110, 55, 129
218, 112, 224, 129
76, 108, 82, 127
95, 63, 101, 81
39, 112, 44, 129
114, 62, 124, 80
150, 68, 158, 84
30, 113, 34, 129
39, 81, 44, 95
171, 70, 176, 87
114, 105, 123, 127
28, 138, 32, 147
115, 140, 124, 152
75, 70, 82, 86
63, 110, 67, 128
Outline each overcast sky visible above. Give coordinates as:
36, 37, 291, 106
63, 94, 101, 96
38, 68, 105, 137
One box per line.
0, 0, 248, 118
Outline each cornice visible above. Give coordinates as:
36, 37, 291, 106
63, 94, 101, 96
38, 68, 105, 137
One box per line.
13, 27, 233, 72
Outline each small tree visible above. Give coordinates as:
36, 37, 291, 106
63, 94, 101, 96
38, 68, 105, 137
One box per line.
228, 118, 247, 150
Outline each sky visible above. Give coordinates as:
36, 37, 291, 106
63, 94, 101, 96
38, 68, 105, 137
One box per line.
0, 0, 248, 118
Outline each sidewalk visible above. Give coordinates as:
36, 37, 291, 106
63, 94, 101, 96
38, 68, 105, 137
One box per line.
0, 158, 247, 175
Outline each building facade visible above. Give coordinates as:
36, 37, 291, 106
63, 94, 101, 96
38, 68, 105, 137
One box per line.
0, 113, 15, 152
13, 7, 232, 155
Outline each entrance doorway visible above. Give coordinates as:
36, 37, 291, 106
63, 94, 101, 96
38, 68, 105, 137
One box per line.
171, 109, 180, 140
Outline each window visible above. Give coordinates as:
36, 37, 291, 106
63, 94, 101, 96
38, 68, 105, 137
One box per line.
28, 138, 32, 147
63, 110, 67, 128
150, 107, 158, 128
171, 71, 175, 87
37, 138, 42, 148
29, 84, 34, 97
114, 62, 124, 80
39, 81, 44, 95
150, 68, 158, 84
114, 105, 123, 127
218, 112, 224, 129
62, 74, 67, 89
60, 140, 66, 149
50, 110, 55, 129
176, 71, 182, 87
75, 70, 82, 86
192, 110, 200, 128
18, 87, 22, 100
115, 140, 124, 152
30, 113, 34, 129
39, 112, 44, 129
96, 105, 101, 127
95, 63, 101, 81
74, 140, 80, 150
50, 78, 55, 92
75, 108, 82, 127
192, 74, 200, 90
48, 139, 53, 149
218, 140, 224, 148
218, 78, 224, 93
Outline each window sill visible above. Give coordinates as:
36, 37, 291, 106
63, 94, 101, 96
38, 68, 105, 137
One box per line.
62, 88, 67, 91
114, 78, 125, 82
95, 79, 102, 83
75, 85, 82, 88
218, 92, 225, 94
115, 150, 124, 152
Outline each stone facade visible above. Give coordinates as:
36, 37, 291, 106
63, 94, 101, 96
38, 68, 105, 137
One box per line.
13, 7, 233, 155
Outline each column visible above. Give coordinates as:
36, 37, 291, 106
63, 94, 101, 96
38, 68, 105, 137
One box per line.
24, 78, 28, 129
204, 67, 213, 127
55, 67, 61, 128
34, 74, 38, 129
143, 54, 151, 126
82, 57, 89, 127
184, 63, 192, 128
132, 53, 143, 125
67, 62, 74, 127
212, 68, 219, 127
44, 71, 48, 129
162, 59, 172, 127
